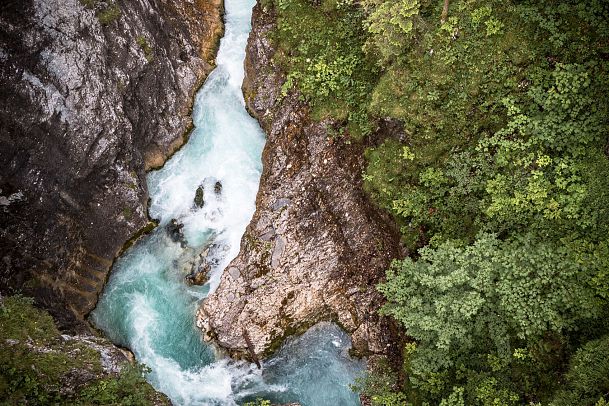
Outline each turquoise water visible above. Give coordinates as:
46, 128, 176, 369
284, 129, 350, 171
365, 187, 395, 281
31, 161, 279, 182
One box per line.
90, 1, 365, 405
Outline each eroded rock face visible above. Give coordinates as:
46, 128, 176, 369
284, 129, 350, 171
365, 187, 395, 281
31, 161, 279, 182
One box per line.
0, 0, 223, 328
198, 4, 402, 360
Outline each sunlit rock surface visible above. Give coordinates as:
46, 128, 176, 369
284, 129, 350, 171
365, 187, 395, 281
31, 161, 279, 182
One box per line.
199, 3, 403, 360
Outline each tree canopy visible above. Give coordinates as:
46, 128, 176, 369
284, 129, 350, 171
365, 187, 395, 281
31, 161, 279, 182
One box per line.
261, 0, 609, 403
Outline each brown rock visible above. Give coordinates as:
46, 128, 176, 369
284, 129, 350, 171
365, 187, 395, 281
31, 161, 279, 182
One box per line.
198, 3, 402, 360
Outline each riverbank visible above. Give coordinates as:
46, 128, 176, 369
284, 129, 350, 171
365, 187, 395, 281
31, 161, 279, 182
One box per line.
0, 0, 224, 328
198, 1, 403, 364
91, 1, 366, 404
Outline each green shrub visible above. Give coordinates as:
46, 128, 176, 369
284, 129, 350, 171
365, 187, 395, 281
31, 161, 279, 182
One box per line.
97, 4, 121, 25
0, 295, 168, 405
378, 234, 604, 403
550, 335, 609, 406
77, 364, 161, 406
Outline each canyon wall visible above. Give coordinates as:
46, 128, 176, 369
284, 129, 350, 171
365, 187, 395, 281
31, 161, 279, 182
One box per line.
198, 3, 403, 360
0, 0, 223, 329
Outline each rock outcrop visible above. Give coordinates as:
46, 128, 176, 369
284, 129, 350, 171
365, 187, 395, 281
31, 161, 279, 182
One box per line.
0, 0, 223, 329
0, 293, 169, 404
198, 3, 402, 360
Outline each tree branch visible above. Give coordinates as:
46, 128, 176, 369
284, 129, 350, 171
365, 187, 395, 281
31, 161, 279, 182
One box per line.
441, 0, 450, 24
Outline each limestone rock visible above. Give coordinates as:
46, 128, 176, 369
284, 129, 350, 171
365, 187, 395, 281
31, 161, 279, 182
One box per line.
198, 4, 402, 360
0, 0, 223, 328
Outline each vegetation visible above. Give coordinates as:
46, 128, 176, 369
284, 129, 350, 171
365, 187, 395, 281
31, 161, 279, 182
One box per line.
79, 0, 121, 26
136, 36, 154, 63
243, 399, 272, 406
97, 4, 121, 26
261, 0, 609, 404
262, 0, 379, 138
122, 206, 134, 219
79, 0, 99, 8
0, 295, 168, 405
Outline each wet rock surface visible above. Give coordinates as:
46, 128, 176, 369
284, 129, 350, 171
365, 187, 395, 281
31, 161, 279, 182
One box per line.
167, 219, 187, 247
0, 0, 223, 329
193, 178, 222, 208
194, 184, 206, 208
186, 262, 211, 286
186, 242, 227, 286
198, 4, 402, 360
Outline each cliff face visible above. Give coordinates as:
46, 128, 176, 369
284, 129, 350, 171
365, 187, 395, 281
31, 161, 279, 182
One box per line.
198, 4, 402, 360
0, 0, 223, 329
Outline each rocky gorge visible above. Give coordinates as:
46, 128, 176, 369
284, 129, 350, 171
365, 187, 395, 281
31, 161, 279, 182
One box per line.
2, 0, 606, 404
0, 0, 223, 328
197, 2, 403, 363
1, 0, 406, 403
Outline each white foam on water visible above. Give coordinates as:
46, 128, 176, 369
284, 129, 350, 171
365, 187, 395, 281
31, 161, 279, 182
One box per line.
91, 0, 366, 404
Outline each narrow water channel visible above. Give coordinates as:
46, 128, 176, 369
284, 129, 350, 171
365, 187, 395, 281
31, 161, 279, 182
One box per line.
90, 1, 365, 405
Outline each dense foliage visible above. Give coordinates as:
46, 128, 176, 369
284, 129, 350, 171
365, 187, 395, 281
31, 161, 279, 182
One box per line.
261, 0, 380, 137
261, 0, 609, 404
0, 295, 167, 405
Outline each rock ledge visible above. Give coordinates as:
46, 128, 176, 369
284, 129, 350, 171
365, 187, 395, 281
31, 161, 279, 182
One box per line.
198, 3, 402, 360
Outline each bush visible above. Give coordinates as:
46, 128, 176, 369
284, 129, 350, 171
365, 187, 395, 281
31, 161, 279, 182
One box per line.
97, 4, 121, 25
0, 295, 168, 405
550, 335, 609, 406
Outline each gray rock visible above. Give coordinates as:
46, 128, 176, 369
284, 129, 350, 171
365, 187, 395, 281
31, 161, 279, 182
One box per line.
271, 198, 291, 211
0, 0, 223, 327
228, 267, 240, 280
271, 235, 285, 269
194, 185, 205, 208
214, 180, 222, 195
167, 219, 186, 244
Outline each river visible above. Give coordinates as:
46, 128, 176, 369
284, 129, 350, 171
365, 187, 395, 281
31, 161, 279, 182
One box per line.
90, 1, 365, 405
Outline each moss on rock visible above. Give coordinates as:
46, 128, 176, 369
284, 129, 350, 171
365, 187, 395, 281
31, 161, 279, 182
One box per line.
0, 295, 169, 405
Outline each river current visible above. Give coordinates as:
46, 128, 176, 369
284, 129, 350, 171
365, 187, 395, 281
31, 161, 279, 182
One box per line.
90, 1, 364, 405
